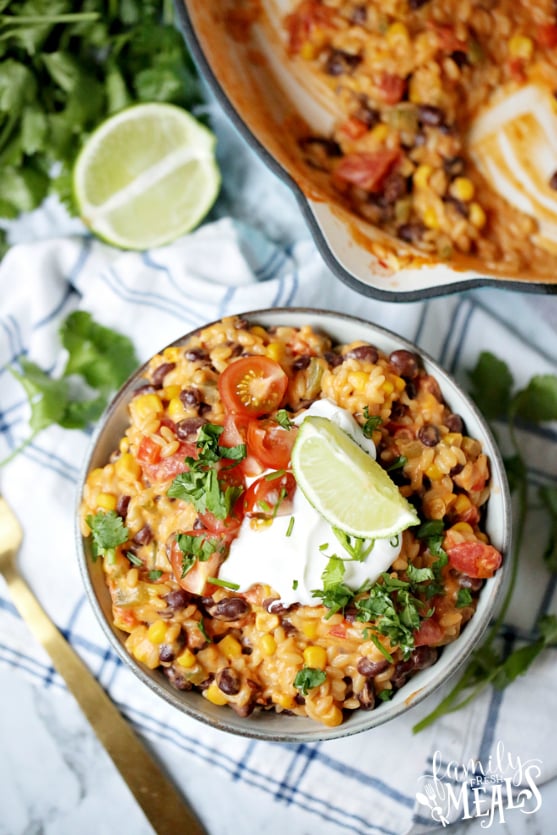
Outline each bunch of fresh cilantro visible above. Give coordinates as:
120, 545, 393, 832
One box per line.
0, 0, 203, 256
2, 310, 138, 465
414, 352, 557, 732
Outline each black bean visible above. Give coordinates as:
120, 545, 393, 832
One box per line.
132, 383, 156, 397
164, 666, 192, 691
159, 644, 175, 663
418, 105, 445, 126
355, 103, 380, 129
175, 416, 207, 442
390, 401, 408, 421
165, 589, 191, 610
549, 171, 557, 190
299, 137, 342, 171
179, 387, 202, 407
152, 362, 176, 388
445, 413, 464, 433
409, 0, 431, 8
389, 349, 420, 379
216, 667, 241, 695
392, 659, 413, 689
450, 50, 469, 68
325, 48, 362, 76
411, 645, 438, 670
458, 575, 483, 592
292, 355, 311, 371
444, 195, 469, 218
263, 597, 291, 615
184, 347, 208, 362
418, 424, 440, 447
350, 4, 367, 23
397, 223, 426, 244
207, 597, 250, 621
324, 350, 344, 368
382, 172, 408, 204
116, 494, 130, 519
357, 680, 376, 710
133, 524, 153, 546
443, 155, 466, 177
357, 657, 389, 677
449, 463, 464, 477
345, 344, 379, 363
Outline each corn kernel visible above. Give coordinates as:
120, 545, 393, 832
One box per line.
301, 621, 318, 640
387, 22, 409, 46
300, 41, 315, 60
133, 645, 149, 664
96, 492, 117, 511
126, 568, 139, 588
509, 35, 533, 60
176, 649, 196, 668
266, 342, 284, 362
425, 463, 443, 481
423, 207, 440, 229
349, 371, 369, 392
129, 393, 163, 423
413, 164, 432, 189
88, 467, 105, 486
469, 202, 487, 229
275, 693, 296, 710
260, 635, 277, 656
381, 380, 394, 395
370, 123, 390, 144
450, 177, 475, 202
167, 397, 185, 420
321, 705, 344, 728
205, 681, 229, 706
119, 438, 129, 454
218, 634, 243, 659
255, 612, 280, 632
393, 375, 406, 392
452, 521, 474, 535
303, 645, 328, 670
147, 620, 167, 644
115, 452, 141, 480
443, 432, 462, 447
162, 385, 181, 400
163, 347, 181, 362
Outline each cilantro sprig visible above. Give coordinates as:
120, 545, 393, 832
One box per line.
414, 353, 557, 732
293, 667, 327, 696
167, 423, 246, 520
2, 310, 138, 466
86, 509, 129, 564
176, 532, 226, 578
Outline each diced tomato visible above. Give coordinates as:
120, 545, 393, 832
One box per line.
537, 23, 557, 48
247, 418, 298, 470
334, 150, 401, 192
284, 0, 337, 54
339, 116, 369, 140
429, 22, 467, 54
168, 534, 227, 596
413, 617, 445, 647
140, 443, 196, 483
218, 357, 289, 419
328, 623, 348, 639
221, 414, 265, 478
508, 57, 527, 83
243, 472, 296, 518
446, 540, 502, 579
375, 72, 406, 105
137, 436, 161, 466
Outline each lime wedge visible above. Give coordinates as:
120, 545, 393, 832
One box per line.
73, 103, 220, 250
291, 416, 419, 539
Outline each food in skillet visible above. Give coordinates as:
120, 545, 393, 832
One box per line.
284, 0, 557, 276
80, 316, 503, 727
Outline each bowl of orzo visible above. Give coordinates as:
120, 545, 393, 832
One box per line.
177, 0, 557, 299
77, 309, 510, 741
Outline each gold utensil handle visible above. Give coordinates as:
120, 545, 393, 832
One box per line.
4, 564, 206, 835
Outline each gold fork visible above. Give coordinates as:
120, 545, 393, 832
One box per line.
0, 495, 206, 835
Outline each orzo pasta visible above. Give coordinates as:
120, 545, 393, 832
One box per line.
80, 316, 503, 727
283, 0, 557, 277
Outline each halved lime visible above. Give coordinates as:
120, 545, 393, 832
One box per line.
291, 416, 419, 539
73, 103, 220, 250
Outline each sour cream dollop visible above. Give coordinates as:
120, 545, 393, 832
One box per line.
218, 399, 402, 606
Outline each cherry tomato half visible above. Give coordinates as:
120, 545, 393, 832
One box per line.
447, 541, 502, 579
218, 357, 288, 418
247, 418, 298, 470
243, 471, 296, 519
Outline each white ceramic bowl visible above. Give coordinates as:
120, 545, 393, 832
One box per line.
176, 1, 557, 301
76, 309, 511, 741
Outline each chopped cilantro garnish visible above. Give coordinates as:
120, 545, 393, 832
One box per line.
355, 573, 427, 659
286, 517, 295, 537
362, 406, 382, 439
207, 577, 240, 591
293, 667, 327, 696
311, 556, 354, 618
126, 552, 143, 567
332, 527, 374, 561
387, 455, 407, 472
197, 618, 211, 643
86, 510, 129, 564
456, 588, 473, 608
148, 570, 163, 581
377, 689, 393, 702
176, 532, 226, 578
275, 409, 293, 430
292, 579, 299, 590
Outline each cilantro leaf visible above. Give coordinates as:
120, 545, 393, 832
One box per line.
293, 667, 327, 696
511, 375, 557, 423
362, 406, 382, 438
311, 555, 354, 617
493, 615, 557, 690
275, 409, 293, 430
86, 510, 129, 564
456, 588, 473, 608
176, 532, 226, 577
539, 486, 557, 573
8, 359, 69, 432
468, 352, 513, 420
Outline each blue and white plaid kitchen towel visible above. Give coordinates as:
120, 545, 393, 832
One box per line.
1, 214, 556, 835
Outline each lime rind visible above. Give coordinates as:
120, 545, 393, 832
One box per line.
291, 415, 420, 540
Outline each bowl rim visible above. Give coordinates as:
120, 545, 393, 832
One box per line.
76, 306, 512, 741
175, 0, 557, 302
